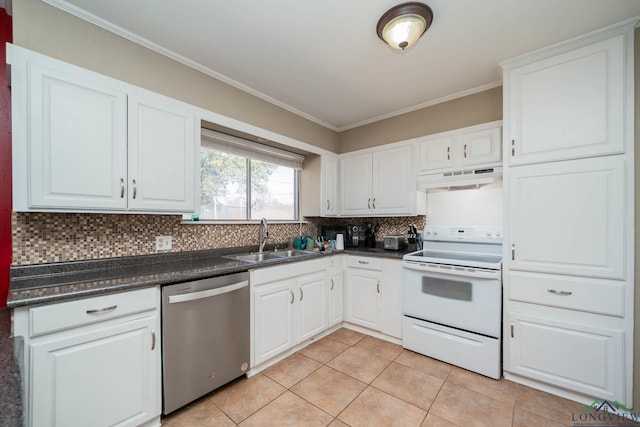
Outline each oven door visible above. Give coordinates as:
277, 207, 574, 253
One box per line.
402, 261, 502, 338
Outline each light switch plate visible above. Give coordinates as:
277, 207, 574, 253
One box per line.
155, 236, 172, 251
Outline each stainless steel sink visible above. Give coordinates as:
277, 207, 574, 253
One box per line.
224, 249, 317, 263
226, 252, 282, 262
272, 250, 316, 258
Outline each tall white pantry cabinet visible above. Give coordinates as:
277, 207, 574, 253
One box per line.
501, 22, 635, 406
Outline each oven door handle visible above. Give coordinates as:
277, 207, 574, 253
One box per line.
403, 262, 500, 279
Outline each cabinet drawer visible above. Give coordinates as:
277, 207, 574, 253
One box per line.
347, 256, 382, 270
508, 271, 624, 317
29, 287, 158, 337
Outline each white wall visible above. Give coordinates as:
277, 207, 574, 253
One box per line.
425, 183, 503, 226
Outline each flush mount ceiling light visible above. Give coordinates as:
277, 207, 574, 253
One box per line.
376, 2, 433, 50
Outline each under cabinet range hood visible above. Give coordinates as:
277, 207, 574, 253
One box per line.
417, 167, 502, 191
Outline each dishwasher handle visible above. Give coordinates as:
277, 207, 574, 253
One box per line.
168, 280, 248, 304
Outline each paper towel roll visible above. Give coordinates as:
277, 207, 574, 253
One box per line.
336, 234, 344, 250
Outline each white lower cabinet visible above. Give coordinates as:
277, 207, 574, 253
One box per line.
506, 310, 624, 402
344, 256, 402, 339
345, 268, 381, 330
251, 259, 329, 367
13, 287, 161, 427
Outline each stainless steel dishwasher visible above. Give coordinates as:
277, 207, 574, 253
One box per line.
162, 271, 250, 415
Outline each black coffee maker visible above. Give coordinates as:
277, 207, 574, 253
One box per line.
362, 222, 380, 248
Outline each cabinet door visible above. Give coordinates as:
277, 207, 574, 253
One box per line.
372, 145, 413, 215
506, 311, 625, 404
297, 273, 328, 342
340, 154, 372, 215
507, 35, 625, 165
128, 93, 197, 213
380, 259, 403, 339
507, 156, 625, 279
418, 135, 454, 172
30, 316, 159, 427
253, 280, 296, 365
345, 268, 381, 330
328, 272, 344, 326
27, 62, 128, 210
322, 156, 339, 216
460, 126, 502, 167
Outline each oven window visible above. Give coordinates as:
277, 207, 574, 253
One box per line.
421, 277, 472, 301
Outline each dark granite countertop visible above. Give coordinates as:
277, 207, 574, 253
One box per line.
0, 308, 23, 427
2, 243, 411, 425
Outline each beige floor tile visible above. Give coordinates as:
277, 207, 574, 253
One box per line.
327, 345, 391, 384
515, 383, 585, 425
395, 350, 452, 380
353, 335, 403, 361
446, 367, 516, 404
372, 362, 443, 410
513, 407, 567, 427
328, 419, 350, 427
291, 365, 367, 416
299, 336, 350, 363
262, 352, 322, 388
328, 328, 366, 346
421, 413, 460, 427
239, 391, 333, 427
211, 374, 285, 423
162, 397, 235, 427
338, 386, 427, 427
429, 382, 513, 427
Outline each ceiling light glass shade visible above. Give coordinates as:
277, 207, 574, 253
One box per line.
377, 2, 433, 50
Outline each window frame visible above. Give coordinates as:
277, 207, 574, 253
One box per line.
194, 130, 303, 223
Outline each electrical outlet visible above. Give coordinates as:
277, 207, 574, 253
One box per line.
155, 236, 172, 251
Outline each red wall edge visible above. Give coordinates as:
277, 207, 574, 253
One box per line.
0, 9, 12, 308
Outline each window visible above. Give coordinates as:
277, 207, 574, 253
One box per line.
199, 129, 303, 221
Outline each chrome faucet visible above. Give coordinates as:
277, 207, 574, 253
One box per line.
259, 218, 269, 253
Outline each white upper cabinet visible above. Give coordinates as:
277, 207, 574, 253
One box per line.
504, 34, 625, 165
9, 44, 199, 214
341, 153, 372, 215
20, 61, 129, 211
128, 93, 196, 212
322, 156, 339, 216
340, 144, 417, 216
507, 156, 625, 280
418, 122, 502, 174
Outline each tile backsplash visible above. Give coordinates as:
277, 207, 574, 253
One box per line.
11, 213, 426, 266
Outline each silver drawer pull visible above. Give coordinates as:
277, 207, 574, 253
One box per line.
120, 178, 125, 198
547, 289, 572, 296
132, 179, 137, 199
86, 305, 117, 315
358, 260, 369, 265
330, 278, 334, 290
151, 329, 156, 350
290, 289, 294, 304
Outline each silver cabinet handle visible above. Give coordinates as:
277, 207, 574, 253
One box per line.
86, 305, 117, 315
330, 278, 334, 290
132, 179, 137, 199
168, 281, 248, 304
463, 144, 467, 158
290, 289, 294, 304
368, 198, 371, 209
510, 322, 514, 338
377, 281, 380, 294
327, 200, 330, 210
299, 288, 303, 301
511, 139, 515, 157
548, 289, 573, 296
447, 146, 450, 160
151, 329, 156, 350
358, 260, 369, 265
372, 198, 376, 209
120, 178, 125, 198
511, 244, 515, 261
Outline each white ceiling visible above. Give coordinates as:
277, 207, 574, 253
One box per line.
44, 0, 640, 131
